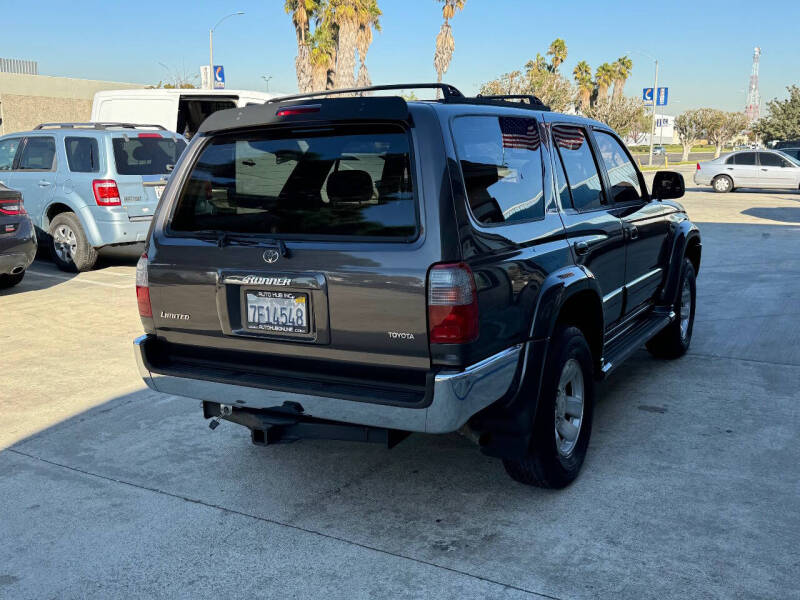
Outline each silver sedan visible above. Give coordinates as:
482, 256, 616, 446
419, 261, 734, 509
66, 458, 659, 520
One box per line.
694, 150, 800, 192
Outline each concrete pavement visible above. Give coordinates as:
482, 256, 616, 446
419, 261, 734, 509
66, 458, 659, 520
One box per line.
1, 187, 799, 599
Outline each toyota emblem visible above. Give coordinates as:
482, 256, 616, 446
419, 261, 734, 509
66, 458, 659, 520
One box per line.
263, 249, 280, 264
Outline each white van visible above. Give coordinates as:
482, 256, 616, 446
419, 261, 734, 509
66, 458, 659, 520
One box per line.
91, 89, 283, 137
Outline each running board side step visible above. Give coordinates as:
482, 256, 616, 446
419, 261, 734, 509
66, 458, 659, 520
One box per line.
203, 401, 411, 448
600, 311, 674, 378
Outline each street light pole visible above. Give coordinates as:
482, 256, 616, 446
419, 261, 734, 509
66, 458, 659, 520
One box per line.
209, 11, 244, 90
648, 59, 659, 166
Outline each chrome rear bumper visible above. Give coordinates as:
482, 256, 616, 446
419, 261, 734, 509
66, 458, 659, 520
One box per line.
134, 334, 522, 434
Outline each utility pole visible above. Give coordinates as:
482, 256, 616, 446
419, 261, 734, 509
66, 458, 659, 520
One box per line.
648, 60, 659, 166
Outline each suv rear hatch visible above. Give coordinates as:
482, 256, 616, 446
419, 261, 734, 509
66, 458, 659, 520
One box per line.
147, 119, 437, 403
111, 133, 186, 219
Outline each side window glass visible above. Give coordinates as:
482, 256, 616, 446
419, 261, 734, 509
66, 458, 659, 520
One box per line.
553, 145, 572, 209
0, 137, 23, 171
18, 137, 56, 171
65, 137, 100, 173
552, 125, 605, 211
452, 115, 545, 225
735, 152, 756, 166
594, 130, 643, 203
725, 155, 736, 165
759, 153, 784, 168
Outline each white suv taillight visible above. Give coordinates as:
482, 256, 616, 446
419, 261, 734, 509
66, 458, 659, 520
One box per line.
136, 253, 152, 318
92, 179, 121, 206
427, 262, 479, 344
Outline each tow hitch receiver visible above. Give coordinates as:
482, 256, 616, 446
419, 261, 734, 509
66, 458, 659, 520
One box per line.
202, 401, 410, 449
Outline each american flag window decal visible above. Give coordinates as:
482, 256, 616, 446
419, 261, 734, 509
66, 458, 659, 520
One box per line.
499, 117, 541, 151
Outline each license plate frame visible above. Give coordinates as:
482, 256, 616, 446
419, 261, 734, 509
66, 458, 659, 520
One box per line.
244, 289, 310, 335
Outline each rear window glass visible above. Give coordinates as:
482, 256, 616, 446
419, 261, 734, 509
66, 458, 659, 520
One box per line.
65, 137, 99, 173
170, 124, 417, 239
112, 136, 186, 175
452, 116, 545, 225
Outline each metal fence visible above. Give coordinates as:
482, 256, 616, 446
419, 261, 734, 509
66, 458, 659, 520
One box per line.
0, 58, 39, 75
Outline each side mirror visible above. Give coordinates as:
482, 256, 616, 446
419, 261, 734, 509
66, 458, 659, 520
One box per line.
652, 171, 685, 200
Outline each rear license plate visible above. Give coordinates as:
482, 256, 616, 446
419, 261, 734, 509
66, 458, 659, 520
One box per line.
154, 185, 165, 200
246, 290, 309, 334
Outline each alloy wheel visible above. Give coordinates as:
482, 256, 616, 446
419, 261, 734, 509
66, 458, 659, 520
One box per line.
53, 225, 77, 264
554, 358, 585, 457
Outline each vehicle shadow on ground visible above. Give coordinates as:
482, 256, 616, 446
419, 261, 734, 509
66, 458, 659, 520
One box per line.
741, 206, 800, 223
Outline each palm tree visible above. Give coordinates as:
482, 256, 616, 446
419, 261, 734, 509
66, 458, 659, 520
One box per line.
355, 0, 381, 90
573, 60, 593, 110
309, 19, 336, 91
284, 0, 319, 93
433, 0, 466, 96
595, 62, 615, 103
547, 38, 568, 72
611, 55, 633, 103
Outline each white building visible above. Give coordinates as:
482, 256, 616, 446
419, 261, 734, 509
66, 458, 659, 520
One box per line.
628, 113, 676, 146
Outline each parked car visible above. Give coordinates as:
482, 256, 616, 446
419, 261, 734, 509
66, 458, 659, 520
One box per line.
0, 183, 37, 288
133, 83, 701, 488
778, 147, 800, 162
653, 145, 666, 156
0, 123, 186, 271
773, 140, 800, 150
694, 149, 800, 192
92, 89, 284, 138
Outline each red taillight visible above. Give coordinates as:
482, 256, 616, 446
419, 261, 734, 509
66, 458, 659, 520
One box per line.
92, 179, 121, 206
136, 253, 152, 318
696, 163, 701, 170
138, 133, 162, 138
276, 104, 321, 117
428, 263, 479, 344
0, 198, 24, 215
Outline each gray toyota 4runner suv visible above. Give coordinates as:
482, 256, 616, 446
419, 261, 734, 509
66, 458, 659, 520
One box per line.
134, 84, 701, 488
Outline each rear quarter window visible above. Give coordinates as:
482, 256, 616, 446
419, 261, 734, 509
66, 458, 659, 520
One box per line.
169, 124, 418, 240
112, 136, 186, 175
452, 115, 545, 225
65, 137, 100, 173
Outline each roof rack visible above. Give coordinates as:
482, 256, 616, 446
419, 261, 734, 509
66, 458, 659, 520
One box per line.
268, 83, 466, 104
466, 94, 550, 111
33, 122, 167, 131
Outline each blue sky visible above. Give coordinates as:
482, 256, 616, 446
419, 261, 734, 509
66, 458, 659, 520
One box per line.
5, 0, 799, 115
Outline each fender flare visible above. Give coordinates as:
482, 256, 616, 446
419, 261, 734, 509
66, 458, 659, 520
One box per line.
660, 220, 701, 306
528, 265, 604, 342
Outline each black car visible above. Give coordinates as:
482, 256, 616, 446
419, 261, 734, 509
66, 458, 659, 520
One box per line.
0, 184, 37, 289
133, 84, 701, 488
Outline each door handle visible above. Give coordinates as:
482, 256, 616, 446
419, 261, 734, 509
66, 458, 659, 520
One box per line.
574, 241, 589, 256
626, 224, 639, 240
761, 168, 769, 171
726, 167, 734, 170
38, 180, 51, 187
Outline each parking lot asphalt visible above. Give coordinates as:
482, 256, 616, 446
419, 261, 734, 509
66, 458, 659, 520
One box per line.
1, 185, 799, 599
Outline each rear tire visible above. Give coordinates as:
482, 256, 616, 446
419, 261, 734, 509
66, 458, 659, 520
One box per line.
712, 175, 733, 193
502, 326, 595, 488
49, 212, 97, 272
0, 271, 25, 289
646, 258, 696, 359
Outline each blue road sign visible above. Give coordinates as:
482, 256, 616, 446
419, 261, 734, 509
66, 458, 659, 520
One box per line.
656, 87, 668, 106
213, 65, 225, 89
643, 87, 654, 103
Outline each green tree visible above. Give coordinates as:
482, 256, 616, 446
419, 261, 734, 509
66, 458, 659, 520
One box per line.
355, 0, 381, 89
697, 109, 748, 158
674, 109, 704, 161
754, 85, 800, 143
573, 60, 593, 111
611, 55, 633, 103
433, 0, 466, 96
584, 97, 647, 139
547, 38, 568, 72
480, 63, 573, 113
